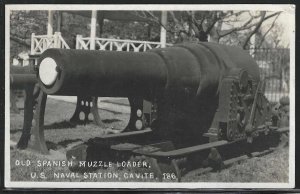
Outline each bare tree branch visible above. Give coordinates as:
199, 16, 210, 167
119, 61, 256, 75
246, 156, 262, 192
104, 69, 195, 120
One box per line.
133, 11, 177, 35
218, 11, 281, 38
242, 11, 267, 49
256, 13, 280, 48
133, 10, 282, 44
205, 12, 221, 34
218, 15, 256, 38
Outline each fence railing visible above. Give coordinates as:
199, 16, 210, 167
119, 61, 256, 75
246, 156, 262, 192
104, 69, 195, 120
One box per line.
76, 35, 173, 52
248, 48, 290, 102
31, 32, 70, 55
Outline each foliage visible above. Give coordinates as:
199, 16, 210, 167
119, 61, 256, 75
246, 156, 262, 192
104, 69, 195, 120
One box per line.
133, 11, 283, 48
10, 11, 48, 59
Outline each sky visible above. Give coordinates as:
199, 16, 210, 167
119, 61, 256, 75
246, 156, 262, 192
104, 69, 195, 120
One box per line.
274, 12, 294, 47
220, 10, 294, 48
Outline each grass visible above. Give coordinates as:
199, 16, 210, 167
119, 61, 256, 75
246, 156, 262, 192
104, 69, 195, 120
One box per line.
182, 147, 289, 182
9, 97, 289, 183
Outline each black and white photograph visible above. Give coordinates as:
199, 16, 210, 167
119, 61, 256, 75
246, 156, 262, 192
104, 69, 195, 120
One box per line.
4, 4, 295, 189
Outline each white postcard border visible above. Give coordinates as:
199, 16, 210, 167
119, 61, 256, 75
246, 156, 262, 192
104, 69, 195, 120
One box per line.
4, 4, 296, 189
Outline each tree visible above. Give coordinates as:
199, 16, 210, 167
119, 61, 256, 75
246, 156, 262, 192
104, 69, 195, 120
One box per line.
254, 14, 282, 49
133, 11, 282, 49
10, 11, 48, 59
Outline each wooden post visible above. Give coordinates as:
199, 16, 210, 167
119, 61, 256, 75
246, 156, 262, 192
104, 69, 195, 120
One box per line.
31, 33, 35, 54
56, 32, 62, 48
57, 11, 62, 32
160, 11, 167, 48
76, 35, 82, 49
47, 10, 54, 36
53, 32, 58, 48
90, 10, 97, 50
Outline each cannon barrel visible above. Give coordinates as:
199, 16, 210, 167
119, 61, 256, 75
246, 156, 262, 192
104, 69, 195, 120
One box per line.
10, 66, 37, 89
38, 43, 260, 101
36, 42, 262, 143
38, 48, 167, 98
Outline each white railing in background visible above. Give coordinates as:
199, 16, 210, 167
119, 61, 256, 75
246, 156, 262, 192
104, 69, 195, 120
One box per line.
76, 35, 173, 52
31, 32, 70, 55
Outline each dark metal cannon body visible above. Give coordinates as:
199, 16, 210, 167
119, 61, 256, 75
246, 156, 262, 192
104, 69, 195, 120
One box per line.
10, 65, 39, 149
10, 65, 37, 89
38, 43, 260, 97
11, 65, 106, 151
28, 42, 288, 180
11, 65, 105, 150
10, 65, 38, 115
37, 43, 261, 145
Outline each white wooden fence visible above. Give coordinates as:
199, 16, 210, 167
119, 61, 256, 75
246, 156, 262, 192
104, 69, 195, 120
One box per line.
31, 33, 171, 54
31, 32, 70, 55
76, 35, 172, 52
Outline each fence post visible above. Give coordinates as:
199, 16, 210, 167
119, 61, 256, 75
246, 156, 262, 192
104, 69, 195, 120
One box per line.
53, 32, 58, 48
160, 11, 167, 48
76, 35, 82, 49
90, 10, 97, 50
109, 41, 113, 51
56, 32, 62, 48
31, 33, 35, 54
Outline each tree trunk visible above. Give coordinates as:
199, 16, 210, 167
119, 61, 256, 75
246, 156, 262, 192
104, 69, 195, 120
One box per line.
197, 31, 208, 42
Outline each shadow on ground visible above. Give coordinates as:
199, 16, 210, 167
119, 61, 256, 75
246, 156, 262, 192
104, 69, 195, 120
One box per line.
46, 138, 83, 150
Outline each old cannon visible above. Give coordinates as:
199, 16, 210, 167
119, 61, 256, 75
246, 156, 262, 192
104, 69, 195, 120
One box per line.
34, 42, 287, 180
10, 65, 38, 113
10, 65, 40, 149
12, 66, 105, 151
